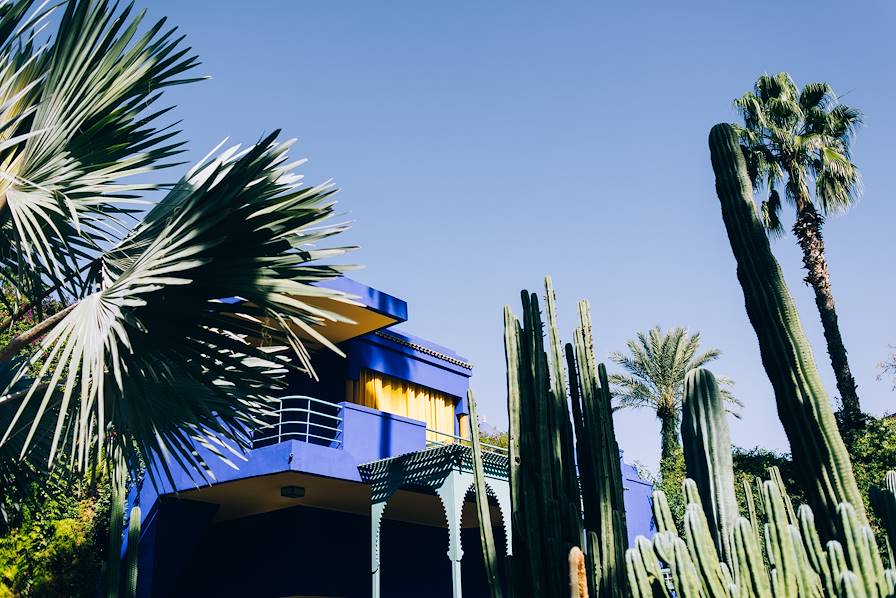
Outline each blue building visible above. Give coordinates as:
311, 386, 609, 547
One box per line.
131, 278, 653, 597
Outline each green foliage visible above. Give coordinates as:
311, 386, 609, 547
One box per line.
0, 473, 110, 597
658, 446, 686, 537
479, 429, 509, 450
0, 285, 66, 373
731, 446, 804, 523
852, 418, 896, 502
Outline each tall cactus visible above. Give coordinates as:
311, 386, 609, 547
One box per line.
681, 368, 738, 565
468, 388, 504, 598
568, 301, 628, 598
124, 505, 141, 598
871, 471, 896, 569
709, 122, 866, 537
103, 464, 127, 598
625, 472, 896, 598
500, 278, 628, 597
505, 279, 583, 596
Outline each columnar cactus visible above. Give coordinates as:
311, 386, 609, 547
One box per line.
871, 471, 896, 569
681, 368, 738, 565
103, 465, 127, 598
468, 388, 503, 598
709, 122, 866, 537
504, 279, 584, 597
624, 474, 896, 598
499, 278, 627, 597
568, 299, 628, 598
124, 505, 141, 598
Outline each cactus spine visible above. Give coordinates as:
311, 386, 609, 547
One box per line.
709, 123, 866, 537
681, 368, 738, 565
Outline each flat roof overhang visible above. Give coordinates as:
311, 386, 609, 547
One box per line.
305, 277, 408, 344
230, 277, 408, 346
171, 470, 503, 529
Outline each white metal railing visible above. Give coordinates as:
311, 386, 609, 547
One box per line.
425, 428, 509, 457
253, 396, 343, 449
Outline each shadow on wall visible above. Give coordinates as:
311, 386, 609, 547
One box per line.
171, 502, 502, 598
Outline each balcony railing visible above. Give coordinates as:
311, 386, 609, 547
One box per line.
425, 428, 509, 457
253, 395, 343, 449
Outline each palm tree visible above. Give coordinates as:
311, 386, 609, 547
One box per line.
734, 73, 864, 434
609, 326, 736, 463
0, 0, 355, 519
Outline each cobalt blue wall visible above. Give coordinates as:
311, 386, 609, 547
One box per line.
620, 458, 655, 545
344, 331, 472, 403
169, 502, 507, 598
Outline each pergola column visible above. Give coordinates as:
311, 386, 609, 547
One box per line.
371, 500, 387, 598
359, 443, 513, 598
435, 469, 474, 598
490, 481, 513, 555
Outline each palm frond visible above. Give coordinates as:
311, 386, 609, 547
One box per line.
609, 326, 735, 426
798, 82, 832, 112
1, 133, 357, 484
0, 0, 199, 300
608, 373, 657, 410
735, 73, 862, 220
760, 188, 785, 237
812, 147, 861, 215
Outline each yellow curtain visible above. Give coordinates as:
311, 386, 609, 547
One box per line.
348, 369, 456, 442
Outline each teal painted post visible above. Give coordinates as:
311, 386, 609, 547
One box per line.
492, 480, 513, 556
371, 501, 386, 598
437, 469, 470, 598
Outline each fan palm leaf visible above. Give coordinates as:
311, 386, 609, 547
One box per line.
0, 0, 199, 300
734, 72, 865, 431
0, 132, 358, 484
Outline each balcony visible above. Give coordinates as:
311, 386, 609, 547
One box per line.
252, 396, 344, 449
251, 394, 507, 459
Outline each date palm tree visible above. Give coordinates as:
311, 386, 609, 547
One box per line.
734, 73, 864, 434
0, 0, 355, 521
609, 326, 736, 463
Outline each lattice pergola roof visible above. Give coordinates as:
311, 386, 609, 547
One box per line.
358, 443, 509, 503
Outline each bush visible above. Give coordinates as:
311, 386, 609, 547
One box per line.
0, 474, 110, 597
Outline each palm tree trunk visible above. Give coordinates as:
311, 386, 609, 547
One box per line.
659, 411, 679, 462
792, 202, 863, 431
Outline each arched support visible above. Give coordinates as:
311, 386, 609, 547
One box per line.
489, 480, 513, 556
371, 500, 388, 598
436, 470, 474, 598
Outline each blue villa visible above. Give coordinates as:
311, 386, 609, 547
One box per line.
130, 278, 654, 597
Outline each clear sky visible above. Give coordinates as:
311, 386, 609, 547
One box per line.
149, 0, 895, 472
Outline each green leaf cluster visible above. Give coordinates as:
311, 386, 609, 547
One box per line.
0, 472, 110, 597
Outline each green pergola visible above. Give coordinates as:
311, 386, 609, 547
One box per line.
358, 443, 512, 598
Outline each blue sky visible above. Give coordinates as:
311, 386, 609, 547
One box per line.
151, 0, 895, 471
